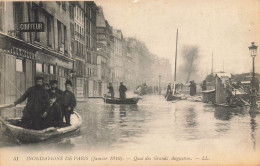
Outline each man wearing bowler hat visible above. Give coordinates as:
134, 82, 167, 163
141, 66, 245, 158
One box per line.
48, 79, 63, 104
61, 80, 76, 126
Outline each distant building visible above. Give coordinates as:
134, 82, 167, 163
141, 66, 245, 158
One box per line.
96, 6, 110, 96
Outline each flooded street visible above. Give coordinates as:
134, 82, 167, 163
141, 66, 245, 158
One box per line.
1, 94, 260, 164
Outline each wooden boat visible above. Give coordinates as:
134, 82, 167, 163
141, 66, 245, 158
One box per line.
103, 97, 140, 104
3, 111, 82, 143
166, 94, 182, 101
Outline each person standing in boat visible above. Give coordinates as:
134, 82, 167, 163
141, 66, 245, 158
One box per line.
201, 80, 207, 91
45, 92, 63, 128
189, 81, 196, 96
166, 83, 172, 98
119, 82, 127, 99
12, 76, 50, 130
107, 83, 114, 99
61, 80, 76, 126
47, 79, 63, 104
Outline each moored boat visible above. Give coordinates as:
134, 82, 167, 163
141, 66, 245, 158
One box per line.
103, 97, 140, 104
3, 111, 82, 143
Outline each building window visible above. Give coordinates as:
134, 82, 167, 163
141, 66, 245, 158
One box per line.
32, 3, 40, 42
62, 2, 66, 10
14, 2, 24, 39
43, 64, 48, 73
87, 52, 91, 63
49, 65, 54, 74
0, 2, 4, 31
46, 15, 53, 47
57, 21, 67, 52
36, 62, 43, 73
16, 59, 24, 72
69, 4, 74, 19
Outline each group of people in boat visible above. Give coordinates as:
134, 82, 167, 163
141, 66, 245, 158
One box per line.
10, 76, 76, 130
107, 82, 127, 99
165, 81, 197, 97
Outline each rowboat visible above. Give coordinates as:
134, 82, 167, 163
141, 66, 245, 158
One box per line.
3, 111, 82, 144
166, 94, 182, 101
103, 97, 140, 104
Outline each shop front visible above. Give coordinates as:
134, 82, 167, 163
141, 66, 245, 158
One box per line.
0, 33, 38, 104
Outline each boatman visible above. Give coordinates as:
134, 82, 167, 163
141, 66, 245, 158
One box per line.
166, 83, 172, 98
61, 80, 76, 126
107, 83, 114, 99
119, 82, 127, 99
12, 76, 50, 130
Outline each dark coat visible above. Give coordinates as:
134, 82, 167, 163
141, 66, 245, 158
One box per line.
189, 82, 197, 96
47, 102, 63, 128
107, 85, 114, 98
119, 84, 127, 99
62, 90, 76, 114
47, 88, 63, 104
14, 85, 50, 129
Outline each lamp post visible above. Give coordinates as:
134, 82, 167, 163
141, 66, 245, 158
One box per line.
248, 42, 258, 109
248, 42, 258, 89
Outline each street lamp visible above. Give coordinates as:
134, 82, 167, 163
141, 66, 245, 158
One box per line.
248, 42, 258, 88
248, 42, 258, 109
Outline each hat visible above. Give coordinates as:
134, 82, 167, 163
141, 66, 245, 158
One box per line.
50, 79, 58, 85
35, 76, 44, 81
49, 92, 57, 99
43, 83, 50, 87
65, 80, 73, 86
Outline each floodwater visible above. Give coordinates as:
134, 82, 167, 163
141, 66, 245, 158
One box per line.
1, 94, 260, 164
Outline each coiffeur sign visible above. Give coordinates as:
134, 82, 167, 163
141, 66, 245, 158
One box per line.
19, 22, 44, 32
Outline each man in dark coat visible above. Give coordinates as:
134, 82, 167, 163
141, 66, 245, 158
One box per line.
13, 76, 50, 130
61, 80, 76, 126
202, 80, 207, 91
107, 83, 114, 98
119, 82, 127, 99
189, 81, 197, 96
45, 92, 63, 128
47, 79, 63, 104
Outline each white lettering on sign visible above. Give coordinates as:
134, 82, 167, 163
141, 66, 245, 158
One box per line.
19, 22, 44, 32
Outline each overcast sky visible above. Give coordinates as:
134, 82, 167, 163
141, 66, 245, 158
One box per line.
95, 0, 260, 78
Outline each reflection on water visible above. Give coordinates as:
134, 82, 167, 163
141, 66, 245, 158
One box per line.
250, 112, 257, 150
0, 95, 259, 154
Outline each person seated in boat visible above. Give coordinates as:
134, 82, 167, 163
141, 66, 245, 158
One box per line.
45, 92, 63, 128
107, 83, 114, 99
12, 76, 50, 130
43, 83, 50, 91
119, 82, 127, 99
61, 80, 76, 126
47, 79, 63, 104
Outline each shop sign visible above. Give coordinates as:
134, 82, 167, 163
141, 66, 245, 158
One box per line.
19, 22, 44, 32
11, 46, 35, 59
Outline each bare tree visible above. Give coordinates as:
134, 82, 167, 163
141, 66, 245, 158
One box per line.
179, 45, 199, 83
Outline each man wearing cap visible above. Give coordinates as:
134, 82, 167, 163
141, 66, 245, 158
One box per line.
48, 79, 63, 104
12, 76, 50, 130
119, 82, 127, 99
107, 83, 114, 99
61, 80, 76, 126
